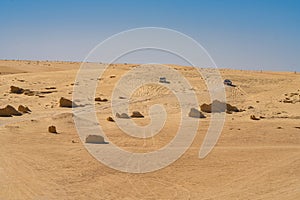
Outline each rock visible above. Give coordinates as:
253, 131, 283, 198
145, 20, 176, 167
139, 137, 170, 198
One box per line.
248, 106, 254, 109
45, 87, 56, 90
85, 135, 105, 144
159, 77, 170, 83
200, 103, 211, 113
131, 111, 144, 118
40, 91, 55, 94
250, 115, 260, 120
10, 86, 24, 94
110, 75, 116, 78
59, 97, 77, 108
281, 92, 300, 104
48, 126, 57, 133
212, 100, 227, 112
107, 116, 115, 122
283, 99, 293, 103
95, 97, 108, 102
200, 100, 225, 113
294, 99, 300, 103
116, 113, 130, 119
290, 93, 299, 97
23, 89, 36, 96
188, 108, 206, 118
200, 100, 240, 113
226, 103, 239, 112
0, 105, 22, 117
18, 105, 31, 113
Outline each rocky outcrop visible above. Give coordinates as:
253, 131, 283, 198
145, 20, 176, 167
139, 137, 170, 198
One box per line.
280, 92, 300, 104
200, 100, 240, 113
131, 111, 144, 118
0, 105, 22, 117
10, 86, 24, 94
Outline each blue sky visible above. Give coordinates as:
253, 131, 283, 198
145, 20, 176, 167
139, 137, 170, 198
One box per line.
0, 0, 299, 71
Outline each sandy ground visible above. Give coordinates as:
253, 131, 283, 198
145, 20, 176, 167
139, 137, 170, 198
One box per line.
0, 60, 299, 200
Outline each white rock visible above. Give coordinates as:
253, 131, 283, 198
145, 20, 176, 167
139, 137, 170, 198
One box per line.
116, 112, 130, 119
188, 108, 206, 118
85, 135, 105, 144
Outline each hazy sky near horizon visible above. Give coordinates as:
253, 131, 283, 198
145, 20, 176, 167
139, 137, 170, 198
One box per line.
1, 0, 299, 71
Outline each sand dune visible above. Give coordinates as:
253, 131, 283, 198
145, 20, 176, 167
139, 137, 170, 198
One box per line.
0, 60, 299, 199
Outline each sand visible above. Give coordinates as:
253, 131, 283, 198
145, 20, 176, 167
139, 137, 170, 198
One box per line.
0, 60, 299, 199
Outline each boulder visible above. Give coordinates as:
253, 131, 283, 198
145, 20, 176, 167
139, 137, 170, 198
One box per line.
85, 135, 105, 144
0, 105, 22, 117
18, 105, 31, 113
10, 86, 24, 94
131, 111, 144, 118
116, 113, 130, 119
48, 126, 57, 134
59, 97, 77, 108
188, 108, 206, 118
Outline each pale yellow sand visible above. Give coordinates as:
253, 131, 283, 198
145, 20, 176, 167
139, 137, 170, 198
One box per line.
0, 60, 299, 199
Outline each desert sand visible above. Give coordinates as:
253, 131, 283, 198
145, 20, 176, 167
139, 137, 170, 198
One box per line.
0, 59, 299, 199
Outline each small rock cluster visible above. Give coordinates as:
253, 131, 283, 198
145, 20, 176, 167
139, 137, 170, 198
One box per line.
95, 97, 108, 102
280, 92, 300, 104
0, 105, 31, 117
